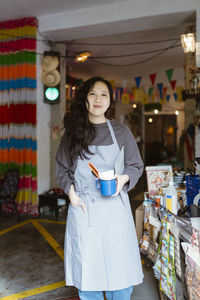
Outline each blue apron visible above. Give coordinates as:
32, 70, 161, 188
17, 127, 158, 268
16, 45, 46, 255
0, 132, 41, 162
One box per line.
64, 120, 143, 291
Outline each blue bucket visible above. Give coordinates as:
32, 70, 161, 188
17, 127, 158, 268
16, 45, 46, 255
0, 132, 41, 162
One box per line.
186, 175, 200, 206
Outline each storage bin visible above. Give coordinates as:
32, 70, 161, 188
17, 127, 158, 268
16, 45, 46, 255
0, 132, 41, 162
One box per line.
186, 175, 200, 206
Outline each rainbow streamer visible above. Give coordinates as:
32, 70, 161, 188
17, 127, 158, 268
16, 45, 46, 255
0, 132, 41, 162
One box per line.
0, 17, 38, 215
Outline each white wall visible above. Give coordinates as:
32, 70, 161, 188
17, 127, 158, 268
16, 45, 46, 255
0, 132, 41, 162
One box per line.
36, 36, 51, 194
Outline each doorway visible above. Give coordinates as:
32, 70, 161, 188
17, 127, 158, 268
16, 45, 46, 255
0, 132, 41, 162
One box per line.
145, 114, 177, 165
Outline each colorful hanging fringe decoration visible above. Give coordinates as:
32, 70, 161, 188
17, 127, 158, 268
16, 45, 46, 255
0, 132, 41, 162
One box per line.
0, 17, 38, 215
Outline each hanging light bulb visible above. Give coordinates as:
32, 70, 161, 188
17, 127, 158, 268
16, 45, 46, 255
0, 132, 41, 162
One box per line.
132, 104, 137, 109
148, 118, 153, 123
75, 51, 92, 62
175, 110, 179, 115
181, 33, 196, 53
154, 109, 158, 114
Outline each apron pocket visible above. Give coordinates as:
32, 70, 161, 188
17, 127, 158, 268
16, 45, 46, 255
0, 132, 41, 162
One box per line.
67, 234, 83, 286
69, 202, 87, 215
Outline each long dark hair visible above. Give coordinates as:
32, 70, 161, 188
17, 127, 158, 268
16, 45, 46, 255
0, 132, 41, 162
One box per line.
64, 76, 113, 162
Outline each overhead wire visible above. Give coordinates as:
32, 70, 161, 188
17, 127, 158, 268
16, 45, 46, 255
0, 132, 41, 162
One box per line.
66, 44, 181, 59
89, 40, 180, 67
66, 38, 180, 46
0, 38, 181, 62
0, 26, 182, 67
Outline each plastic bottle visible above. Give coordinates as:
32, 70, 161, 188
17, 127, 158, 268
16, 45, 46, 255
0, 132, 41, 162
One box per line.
164, 181, 178, 215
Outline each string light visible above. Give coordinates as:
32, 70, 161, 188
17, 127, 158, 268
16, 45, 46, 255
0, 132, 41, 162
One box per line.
175, 110, 179, 115
154, 109, 158, 114
148, 118, 153, 123
75, 51, 91, 62
133, 104, 137, 109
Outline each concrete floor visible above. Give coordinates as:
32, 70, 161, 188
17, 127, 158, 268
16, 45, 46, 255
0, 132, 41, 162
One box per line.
0, 186, 160, 300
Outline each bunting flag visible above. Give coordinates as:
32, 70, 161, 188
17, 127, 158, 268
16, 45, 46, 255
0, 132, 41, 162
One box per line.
156, 87, 160, 101
109, 80, 115, 87
133, 88, 144, 102
129, 92, 134, 103
122, 93, 130, 104
170, 80, 177, 90
135, 76, 142, 88
151, 94, 156, 102
148, 87, 154, 96
165, 68, 174, 82
176, 86, 184, 102
143, 94, 148, 104
157, 83, 163, 100
160, 98, 166, 104
115, 87, 123, 101
149, 73, 157, 86
173, 93, 178, 101
122, 79, 128, 89
163, 87, 168, 99
166, 94, 171, 102
0, 17, 38, 215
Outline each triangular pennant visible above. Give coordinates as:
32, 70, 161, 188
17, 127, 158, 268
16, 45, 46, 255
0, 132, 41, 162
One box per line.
163, 87, 168, 98
148, 87, 154, 96
122, 93, 130, 104
129, 93, 134, 103
170, 80, 177, 90
165, 69, 174, 82
122, 79, 128, 89
176, 86, 184, 102
173, 93, 178, 101
109, 80, 115, 87
166, 94, 170, 102
160, 98, 166, 104
157, 83, 163, 100
152, 94, 156, 102
149, 73, 156, 86
115, 87, 123, 101
123, 87, 128, 94
134, 88, 144, 102
135, 76, 142, 88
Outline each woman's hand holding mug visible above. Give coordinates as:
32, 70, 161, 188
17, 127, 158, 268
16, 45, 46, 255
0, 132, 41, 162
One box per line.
113, 174, 130, 196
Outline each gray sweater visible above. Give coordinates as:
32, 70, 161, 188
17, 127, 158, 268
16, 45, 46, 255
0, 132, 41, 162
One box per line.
56, 119, 144, 195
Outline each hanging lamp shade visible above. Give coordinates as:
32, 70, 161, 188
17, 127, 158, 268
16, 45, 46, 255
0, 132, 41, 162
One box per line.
181, 33, 196, 53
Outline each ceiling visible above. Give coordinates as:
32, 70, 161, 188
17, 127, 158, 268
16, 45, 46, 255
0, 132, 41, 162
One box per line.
63, 25, 188, 83
0, 0, 196, 85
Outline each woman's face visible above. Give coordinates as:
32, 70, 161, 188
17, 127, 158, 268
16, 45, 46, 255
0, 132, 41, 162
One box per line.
86, 81, 110, 124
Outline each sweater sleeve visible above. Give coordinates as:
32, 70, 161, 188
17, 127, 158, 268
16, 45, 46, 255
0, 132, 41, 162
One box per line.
55, 132, 74, 196
123, 126, 144, 191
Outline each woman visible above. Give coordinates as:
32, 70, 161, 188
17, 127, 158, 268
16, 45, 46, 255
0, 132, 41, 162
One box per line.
56, 77, 144, 300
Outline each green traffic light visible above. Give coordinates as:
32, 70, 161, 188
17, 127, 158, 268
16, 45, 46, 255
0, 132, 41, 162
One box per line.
45, 87, 59, 101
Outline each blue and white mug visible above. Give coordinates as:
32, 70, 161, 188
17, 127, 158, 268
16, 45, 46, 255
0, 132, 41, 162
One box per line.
96, 178, 117, 196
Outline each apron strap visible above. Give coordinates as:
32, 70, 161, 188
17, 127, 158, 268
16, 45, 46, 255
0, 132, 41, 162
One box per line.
106, 119, 119, 148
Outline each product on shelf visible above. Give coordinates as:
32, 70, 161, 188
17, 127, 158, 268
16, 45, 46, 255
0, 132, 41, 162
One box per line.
153, 219, 176, 300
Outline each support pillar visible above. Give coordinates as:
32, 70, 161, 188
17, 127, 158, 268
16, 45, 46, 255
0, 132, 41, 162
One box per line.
184, 29, 196, 169
50, 43, 66, 187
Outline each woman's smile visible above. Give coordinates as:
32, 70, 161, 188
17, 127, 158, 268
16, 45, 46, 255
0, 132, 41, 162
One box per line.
87, 81, 110, 123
